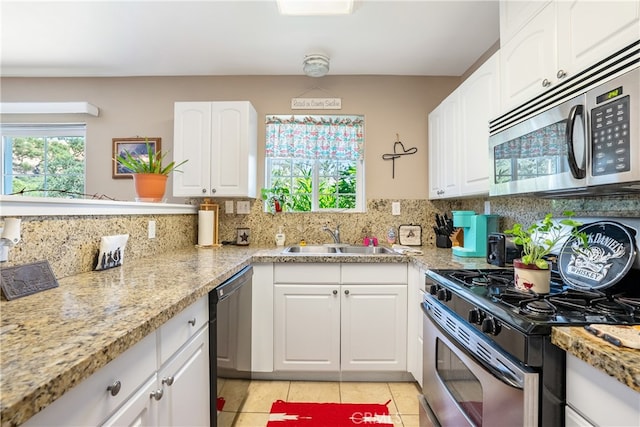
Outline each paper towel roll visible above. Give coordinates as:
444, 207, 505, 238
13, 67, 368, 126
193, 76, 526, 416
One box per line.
198, 210, 214, 246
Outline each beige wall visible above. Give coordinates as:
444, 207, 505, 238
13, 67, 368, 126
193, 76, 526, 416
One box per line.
1, 75, 460, 202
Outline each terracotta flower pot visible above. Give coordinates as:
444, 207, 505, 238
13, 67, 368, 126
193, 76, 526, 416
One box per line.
132, 173, 168, 202
513, 259, 551, 294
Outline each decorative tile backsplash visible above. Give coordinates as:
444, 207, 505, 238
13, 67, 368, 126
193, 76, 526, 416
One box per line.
2, 194, 637, 279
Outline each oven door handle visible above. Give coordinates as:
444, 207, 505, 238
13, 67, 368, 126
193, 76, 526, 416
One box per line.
566, 104, 586, 179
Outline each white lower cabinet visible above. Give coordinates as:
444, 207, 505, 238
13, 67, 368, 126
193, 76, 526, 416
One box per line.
23, 297, 210, 427
102, 375, 159, 427
406, 263, 424, 387
565, 353, 640, 426
273, 263, 408, 373
157, 327, 210, 427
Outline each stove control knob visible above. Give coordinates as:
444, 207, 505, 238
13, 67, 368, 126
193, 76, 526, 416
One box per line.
427, 284, 439, 295
436, 288, 451, 301
481, 317, 501, 335
468, 308, 485, 325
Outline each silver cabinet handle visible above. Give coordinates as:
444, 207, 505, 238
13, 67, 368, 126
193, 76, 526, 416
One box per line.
211, 188, 217, 194
162, 376, 174, 386
542, 78, 551, 88
556, 69, 566, 79
344, 289, 350, 295
201, 188, 207, 193
107, 380, 121, 397
188, 318, 196, 326
333, 290, 338, 295
150, 389, 164, 401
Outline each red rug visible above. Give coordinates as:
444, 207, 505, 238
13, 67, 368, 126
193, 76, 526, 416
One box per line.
267, 399, 393, 426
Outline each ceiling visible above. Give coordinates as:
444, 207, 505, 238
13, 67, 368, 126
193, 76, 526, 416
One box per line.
0, 0, 500, 78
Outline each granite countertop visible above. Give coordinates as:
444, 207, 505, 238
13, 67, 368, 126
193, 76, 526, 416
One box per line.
552, 326, 640, 393
0, 244, 503, 426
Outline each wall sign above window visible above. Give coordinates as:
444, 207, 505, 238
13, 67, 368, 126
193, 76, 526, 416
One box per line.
291, 98, 342, 110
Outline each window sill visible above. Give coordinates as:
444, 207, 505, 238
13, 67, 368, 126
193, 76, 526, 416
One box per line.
0, 195, 197, 216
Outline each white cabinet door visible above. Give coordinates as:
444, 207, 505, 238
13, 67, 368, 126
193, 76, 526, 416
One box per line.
428, 104, 444, 199
341, 284, 407, 371
101, 375, 159, 427
499, 0, 551, 44
458, 51, 499, 197
173, 102, 212, 197
210, 102, 257, 198
157, 326, 210, 427
557, 0, 640, 75
173, 101, 257, 198
500, 2, 557, 111
274, 284, 341, 371
428, 93, 460, 199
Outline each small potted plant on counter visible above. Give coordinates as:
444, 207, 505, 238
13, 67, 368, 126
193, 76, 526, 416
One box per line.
115, 140, 187, 202
504, 211, 587, 294
261, 185, 292, 213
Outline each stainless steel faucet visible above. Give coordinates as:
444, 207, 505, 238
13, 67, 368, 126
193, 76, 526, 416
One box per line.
322, 224, 341, 244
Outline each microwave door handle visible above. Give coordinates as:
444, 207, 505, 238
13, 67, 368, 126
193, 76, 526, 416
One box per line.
566, 104, 586, 179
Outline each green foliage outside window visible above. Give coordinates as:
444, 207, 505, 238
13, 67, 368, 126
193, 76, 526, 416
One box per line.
4, 136, 85, 197
264, 159, 357, 212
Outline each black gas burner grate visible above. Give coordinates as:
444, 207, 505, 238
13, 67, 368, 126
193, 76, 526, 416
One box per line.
434, 268, 640, 324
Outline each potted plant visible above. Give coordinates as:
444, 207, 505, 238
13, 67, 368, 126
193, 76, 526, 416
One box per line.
115, 141, 187, 202
504, 211, 587, 293
261, 185, 292, 213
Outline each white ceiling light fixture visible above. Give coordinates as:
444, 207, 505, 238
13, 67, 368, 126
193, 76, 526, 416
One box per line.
303, 54, 330, 77
277, 0, 354, 16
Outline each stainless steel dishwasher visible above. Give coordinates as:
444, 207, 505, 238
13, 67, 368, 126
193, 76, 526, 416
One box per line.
209, 265, 253, 427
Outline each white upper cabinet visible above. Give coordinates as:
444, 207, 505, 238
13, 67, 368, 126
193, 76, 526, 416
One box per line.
173, 101, 257, 198
458, 51, 500, 196
429, 52, 499, 200
428, 92, 460, 199
499, 0, 640, 112
557, 0, 640, 74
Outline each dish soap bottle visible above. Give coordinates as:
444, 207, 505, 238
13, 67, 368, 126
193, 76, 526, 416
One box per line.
275, 226, 286, 247
387, 227, 397, 244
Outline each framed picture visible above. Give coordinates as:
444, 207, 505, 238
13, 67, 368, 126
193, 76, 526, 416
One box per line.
112, 137, 161, 179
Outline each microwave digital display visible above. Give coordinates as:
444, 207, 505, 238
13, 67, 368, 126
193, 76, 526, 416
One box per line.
596, 86, 623, 104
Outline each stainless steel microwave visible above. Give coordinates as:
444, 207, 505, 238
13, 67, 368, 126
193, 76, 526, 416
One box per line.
489, 44, 639, 197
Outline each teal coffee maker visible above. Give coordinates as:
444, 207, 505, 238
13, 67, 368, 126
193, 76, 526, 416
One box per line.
451, 211, 499, 257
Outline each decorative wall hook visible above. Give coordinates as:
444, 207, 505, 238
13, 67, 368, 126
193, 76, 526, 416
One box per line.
382, 133, 418, 178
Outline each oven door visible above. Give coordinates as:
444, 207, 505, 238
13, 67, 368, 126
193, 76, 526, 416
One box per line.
421, 302, 539, 427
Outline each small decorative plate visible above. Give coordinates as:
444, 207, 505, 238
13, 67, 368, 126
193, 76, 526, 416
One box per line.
398, 224, 422, 246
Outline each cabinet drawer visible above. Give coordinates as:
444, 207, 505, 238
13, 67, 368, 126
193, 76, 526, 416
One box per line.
23, 332, 157, 427
158, 296, 208, 365
274, 263, 341, 284
341, 264, 407, 284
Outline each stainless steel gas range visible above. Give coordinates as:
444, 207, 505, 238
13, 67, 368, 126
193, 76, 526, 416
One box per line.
419, 220, 639, 427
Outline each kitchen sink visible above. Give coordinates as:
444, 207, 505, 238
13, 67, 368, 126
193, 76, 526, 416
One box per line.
282, 245, 395, 255
282, 245, 339, 254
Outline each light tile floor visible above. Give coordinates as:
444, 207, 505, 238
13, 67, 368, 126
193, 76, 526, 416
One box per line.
218, 379, 421, 427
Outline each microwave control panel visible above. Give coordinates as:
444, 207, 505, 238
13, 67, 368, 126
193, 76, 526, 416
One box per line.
591, 95, 630, 175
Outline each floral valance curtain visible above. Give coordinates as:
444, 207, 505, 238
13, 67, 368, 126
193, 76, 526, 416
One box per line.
265, 115, 364, 161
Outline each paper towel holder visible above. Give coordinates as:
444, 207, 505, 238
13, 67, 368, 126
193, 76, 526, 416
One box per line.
0, 218, 21, 262
198, 199, 222, 248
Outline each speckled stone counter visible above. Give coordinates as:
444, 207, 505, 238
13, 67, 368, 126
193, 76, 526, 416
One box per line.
0, 244, 487, 426
552, 326, 640, 393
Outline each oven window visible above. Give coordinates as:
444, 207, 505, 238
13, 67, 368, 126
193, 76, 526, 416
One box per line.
494, 120, 569, 184
436, 338, 483, 426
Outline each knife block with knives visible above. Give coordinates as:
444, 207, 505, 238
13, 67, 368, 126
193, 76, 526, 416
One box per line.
434, 213, 455, 248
